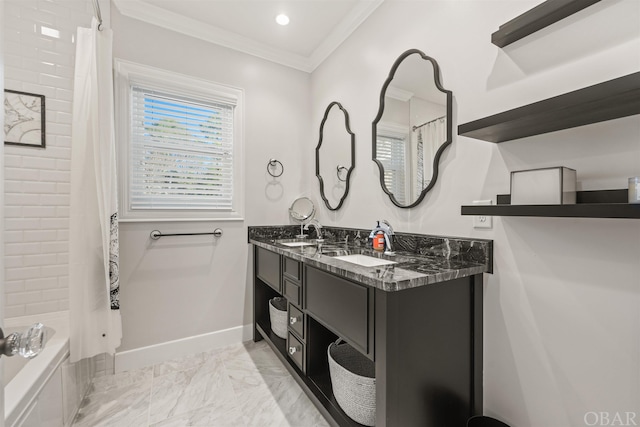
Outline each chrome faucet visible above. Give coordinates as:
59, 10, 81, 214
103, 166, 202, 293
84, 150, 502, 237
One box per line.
304, 219, 323, 241
0, 323, 46, 359
354, 230, 362, 246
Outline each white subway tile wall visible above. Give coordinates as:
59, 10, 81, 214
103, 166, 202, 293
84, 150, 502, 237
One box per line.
4, 0, 93, 318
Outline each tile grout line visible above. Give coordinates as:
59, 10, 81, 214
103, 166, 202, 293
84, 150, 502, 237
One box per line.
146, 366, 155, 427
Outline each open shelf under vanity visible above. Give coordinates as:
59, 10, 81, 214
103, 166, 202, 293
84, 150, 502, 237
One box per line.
254, 278, 364, 427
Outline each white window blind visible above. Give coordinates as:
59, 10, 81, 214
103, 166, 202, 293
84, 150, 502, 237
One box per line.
130, 87, 235, 211
377, 134, 407, 205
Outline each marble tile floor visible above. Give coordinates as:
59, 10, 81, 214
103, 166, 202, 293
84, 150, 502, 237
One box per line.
72, 340, 330, 427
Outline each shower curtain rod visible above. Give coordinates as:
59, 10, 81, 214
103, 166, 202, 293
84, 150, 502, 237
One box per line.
412, 115, 446, 131
92, 0, 104, 30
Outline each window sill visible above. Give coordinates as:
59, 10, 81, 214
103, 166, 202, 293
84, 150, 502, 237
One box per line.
118, 217, 245, 223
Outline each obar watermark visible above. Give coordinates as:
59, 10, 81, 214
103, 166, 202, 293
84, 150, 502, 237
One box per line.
584, 412, 638, 426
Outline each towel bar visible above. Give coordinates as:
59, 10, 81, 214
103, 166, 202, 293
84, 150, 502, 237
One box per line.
150, 229, 223, 240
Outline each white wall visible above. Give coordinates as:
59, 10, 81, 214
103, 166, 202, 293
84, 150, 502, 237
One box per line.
111, 6, 311, 352
3, 0, 94, 319
310, 1, 640, 426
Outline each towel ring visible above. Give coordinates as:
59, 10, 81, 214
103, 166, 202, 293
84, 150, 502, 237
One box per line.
267, 159, 284, 177
337, 166, 348, 182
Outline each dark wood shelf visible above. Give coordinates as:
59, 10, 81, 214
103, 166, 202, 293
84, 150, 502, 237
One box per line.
461, 189, 640, 219
462, 203, 640, 219
309, 373, 366, 427
492, 0, 601, 48
458, 72, 640, 143
256, 320, 287, 354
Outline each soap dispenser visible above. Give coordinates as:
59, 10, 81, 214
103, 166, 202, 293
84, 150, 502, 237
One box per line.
369, 221, 386, 252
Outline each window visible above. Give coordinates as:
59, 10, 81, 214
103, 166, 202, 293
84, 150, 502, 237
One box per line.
115, 60, 243, 221
376, 132, 408, 205
130, 88, 234, 210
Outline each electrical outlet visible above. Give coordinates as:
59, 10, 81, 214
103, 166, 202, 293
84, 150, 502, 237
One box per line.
473, 200, 492, 229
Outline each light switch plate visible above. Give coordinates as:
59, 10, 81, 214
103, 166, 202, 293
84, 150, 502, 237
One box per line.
473, 200, 492, 229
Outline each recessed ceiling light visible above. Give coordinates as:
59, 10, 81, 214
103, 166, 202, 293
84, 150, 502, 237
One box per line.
275, 14, 290, 26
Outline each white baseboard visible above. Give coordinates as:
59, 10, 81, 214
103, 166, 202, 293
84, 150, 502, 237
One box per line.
114, 324, 253, 373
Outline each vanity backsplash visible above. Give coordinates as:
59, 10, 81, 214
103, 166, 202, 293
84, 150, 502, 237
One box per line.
248, 225, 493, 273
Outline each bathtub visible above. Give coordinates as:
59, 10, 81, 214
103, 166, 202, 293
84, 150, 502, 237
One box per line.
3, 311, 85, 427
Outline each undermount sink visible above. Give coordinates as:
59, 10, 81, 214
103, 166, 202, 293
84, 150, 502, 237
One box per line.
279, 241, 314, 247
333, 254, 397, 267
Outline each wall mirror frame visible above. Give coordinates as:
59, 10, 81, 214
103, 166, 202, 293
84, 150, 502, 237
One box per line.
372, 48, 453, 208
315, 101, 355, 211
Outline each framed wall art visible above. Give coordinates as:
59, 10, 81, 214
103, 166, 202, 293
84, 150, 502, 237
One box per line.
4, 89, 46, 148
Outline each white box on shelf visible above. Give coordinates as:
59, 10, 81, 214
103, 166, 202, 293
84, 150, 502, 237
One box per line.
510, 167, 576, 205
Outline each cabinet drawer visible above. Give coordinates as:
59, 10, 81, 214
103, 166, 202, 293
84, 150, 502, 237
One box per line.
305, 266, 373, 357
287, 332, 305, 372
288, 303, 304, 339
283, 279, 301, 306
283, 257, 302, 282
256, 247, 281, 292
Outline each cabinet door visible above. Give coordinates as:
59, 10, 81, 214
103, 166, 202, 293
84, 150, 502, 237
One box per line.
305, 266, 373, 358
255, 247, 281, 292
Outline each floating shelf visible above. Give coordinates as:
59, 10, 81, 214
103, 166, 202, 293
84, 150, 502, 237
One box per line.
458, 72, 640, 143
461, 190, 640, 219
492, 0, 602, 47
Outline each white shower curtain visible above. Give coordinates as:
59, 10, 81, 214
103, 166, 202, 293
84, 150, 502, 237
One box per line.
420, 117, 447, 186
69, 18, 122, 363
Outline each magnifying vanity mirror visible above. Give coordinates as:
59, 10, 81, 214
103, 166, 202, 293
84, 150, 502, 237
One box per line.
316, 102, 355, 210
372, 49, 452, 208
289, 196, 316, 238
289, 197, 315, 222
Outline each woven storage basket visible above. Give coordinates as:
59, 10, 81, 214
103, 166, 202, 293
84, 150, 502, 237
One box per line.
269, 297, 288, 339
328, 339, 376, 426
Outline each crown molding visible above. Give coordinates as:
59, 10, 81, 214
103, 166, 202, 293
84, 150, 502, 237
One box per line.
307, 0, 384, 70
113, 0, 383, 73
386, 86, 414, 102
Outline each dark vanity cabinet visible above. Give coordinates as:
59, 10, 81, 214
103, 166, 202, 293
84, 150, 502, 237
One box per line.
253, 245, 483, 427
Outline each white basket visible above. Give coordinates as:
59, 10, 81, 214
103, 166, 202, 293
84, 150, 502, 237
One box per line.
269, 297, 287, 339
328, 339, 376, 426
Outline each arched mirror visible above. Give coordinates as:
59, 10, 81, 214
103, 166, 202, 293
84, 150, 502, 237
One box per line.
316, 102, 355, 210
372, 49, 452, 208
